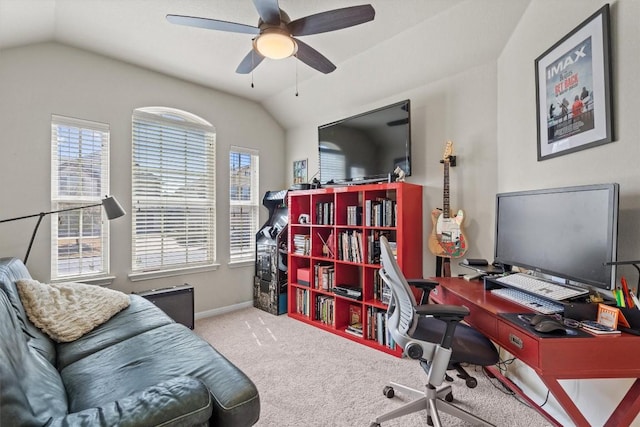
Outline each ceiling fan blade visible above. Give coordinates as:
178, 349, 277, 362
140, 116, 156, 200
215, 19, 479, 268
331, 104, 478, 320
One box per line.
252, 0, 281, 26
166, 15, 259, 35
288, 4, 375, 36
236, 50, 266, 74
294, 39, 336, 74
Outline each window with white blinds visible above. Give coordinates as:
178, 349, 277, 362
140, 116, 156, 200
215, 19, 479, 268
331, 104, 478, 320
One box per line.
51, 115, 110, 279
229, 147, 259, 262
132, 108, 216, 272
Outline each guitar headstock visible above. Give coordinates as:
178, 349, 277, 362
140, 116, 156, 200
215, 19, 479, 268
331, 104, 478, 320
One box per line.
442, 140, 455, 163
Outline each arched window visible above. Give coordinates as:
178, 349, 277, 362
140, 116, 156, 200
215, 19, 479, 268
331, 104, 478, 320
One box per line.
131, 107, 216, 272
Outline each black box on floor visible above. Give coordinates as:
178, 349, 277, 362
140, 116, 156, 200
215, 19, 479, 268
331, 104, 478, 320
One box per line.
135, 284, 194, 329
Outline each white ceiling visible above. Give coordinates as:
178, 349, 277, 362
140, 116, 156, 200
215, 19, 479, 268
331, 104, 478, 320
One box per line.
0, 0, 530, 127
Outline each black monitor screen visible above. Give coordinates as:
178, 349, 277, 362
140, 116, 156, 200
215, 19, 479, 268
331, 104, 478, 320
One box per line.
318, 100, 411, 184
494, 183, 619, 290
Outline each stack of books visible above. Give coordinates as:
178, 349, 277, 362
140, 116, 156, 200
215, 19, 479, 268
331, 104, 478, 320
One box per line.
345, 305, 363, 337
293, 234, 310, 255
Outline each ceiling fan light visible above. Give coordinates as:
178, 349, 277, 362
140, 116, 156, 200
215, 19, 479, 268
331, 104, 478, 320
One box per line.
254, 29, 297, 60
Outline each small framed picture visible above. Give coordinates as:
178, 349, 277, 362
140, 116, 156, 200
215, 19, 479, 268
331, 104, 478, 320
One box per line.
535, 4, 613, 161
293, 159, 307, 184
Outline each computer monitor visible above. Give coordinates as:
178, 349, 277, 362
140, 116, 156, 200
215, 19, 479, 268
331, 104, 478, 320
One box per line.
494, 183, 619, 290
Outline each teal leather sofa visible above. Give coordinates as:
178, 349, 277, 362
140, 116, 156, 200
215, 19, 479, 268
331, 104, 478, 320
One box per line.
0, 257, 260, 426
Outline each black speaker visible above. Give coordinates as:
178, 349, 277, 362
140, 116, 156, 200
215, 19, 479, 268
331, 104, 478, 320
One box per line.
135, 284, 194, 329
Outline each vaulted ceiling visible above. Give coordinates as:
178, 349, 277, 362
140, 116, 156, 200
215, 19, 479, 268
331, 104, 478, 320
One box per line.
0, 0, 530, 127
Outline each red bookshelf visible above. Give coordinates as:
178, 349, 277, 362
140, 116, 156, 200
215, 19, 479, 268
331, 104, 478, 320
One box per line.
287, 182, 423, 356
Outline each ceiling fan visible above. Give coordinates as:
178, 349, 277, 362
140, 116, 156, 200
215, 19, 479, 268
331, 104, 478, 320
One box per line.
167, 0, 375, 74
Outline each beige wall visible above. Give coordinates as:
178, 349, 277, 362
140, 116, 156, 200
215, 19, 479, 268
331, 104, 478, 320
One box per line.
0, 42, 286, 314
497, 1, 640, 425
285, 0, 640, 425
286, 61, 499, 279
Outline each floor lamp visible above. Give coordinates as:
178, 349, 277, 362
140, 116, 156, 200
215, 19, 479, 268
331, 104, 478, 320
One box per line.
0, 196, 126, 264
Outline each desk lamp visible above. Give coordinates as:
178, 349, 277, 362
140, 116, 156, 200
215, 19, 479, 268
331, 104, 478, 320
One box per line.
0, 196, 126, 264
605, 260, 640, 297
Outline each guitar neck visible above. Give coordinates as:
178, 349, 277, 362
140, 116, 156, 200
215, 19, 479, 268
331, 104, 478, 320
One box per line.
443, 161, 450, 218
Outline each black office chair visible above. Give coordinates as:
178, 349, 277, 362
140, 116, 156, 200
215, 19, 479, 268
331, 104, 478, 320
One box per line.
370, 236, 499, 427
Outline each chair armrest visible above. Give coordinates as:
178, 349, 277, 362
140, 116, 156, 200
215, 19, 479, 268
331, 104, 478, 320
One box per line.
48, 376, 212, 427
408, 278, 440, 304
415, 303, 469, 320
408, 278, 439, 291
415, 304, 470, 350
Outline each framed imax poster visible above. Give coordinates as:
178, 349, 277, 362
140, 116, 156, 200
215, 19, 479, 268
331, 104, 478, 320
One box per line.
535, 4, 613, 161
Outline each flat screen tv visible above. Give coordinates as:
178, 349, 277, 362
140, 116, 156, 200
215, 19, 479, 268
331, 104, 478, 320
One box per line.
494, 183, 619, 290
318, 100, 411, 185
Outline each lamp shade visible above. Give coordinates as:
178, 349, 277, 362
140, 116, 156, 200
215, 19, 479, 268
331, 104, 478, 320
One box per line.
102, 196, 126, 220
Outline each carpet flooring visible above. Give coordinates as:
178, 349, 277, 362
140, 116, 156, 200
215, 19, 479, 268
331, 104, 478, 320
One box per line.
195, 307, 553, 427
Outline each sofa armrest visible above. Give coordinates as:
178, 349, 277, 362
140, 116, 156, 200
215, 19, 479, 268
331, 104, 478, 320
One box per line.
48, 376, 212, 427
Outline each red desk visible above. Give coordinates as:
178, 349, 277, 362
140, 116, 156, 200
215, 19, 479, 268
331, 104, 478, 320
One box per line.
430, 277, 640, 427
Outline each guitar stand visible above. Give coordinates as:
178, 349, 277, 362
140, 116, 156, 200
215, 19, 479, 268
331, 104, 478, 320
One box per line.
439, 155, 456, 167
436, 256, 452, 278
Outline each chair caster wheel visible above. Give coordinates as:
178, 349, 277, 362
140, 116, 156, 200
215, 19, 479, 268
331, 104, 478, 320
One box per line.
383, 386, 395, 398
427, 415, 433, 426
445, 392, 454, 402
370, 423, 381, 427
466, 377, 478, 388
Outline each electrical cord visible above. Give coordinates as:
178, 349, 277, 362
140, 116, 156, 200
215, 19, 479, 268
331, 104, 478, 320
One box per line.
486, 354, 552, 410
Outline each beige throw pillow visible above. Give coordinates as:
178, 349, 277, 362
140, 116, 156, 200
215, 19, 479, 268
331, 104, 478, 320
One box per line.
16, 278, 130, 343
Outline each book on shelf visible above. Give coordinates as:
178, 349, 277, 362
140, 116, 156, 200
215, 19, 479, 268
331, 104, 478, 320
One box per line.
345, 325, 364, 337
316, 201, 334, 225
337, 230, 363, 263
296, 288, 310, 316
367, 198, 396, 227
347, 205, 363, 226
315, 295, 335, 326
315, 264, 334, 290
349, 304, 362, 326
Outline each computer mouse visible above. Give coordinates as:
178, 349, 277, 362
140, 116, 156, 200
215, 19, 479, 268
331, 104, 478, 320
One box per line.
529, 314, 550, 326
534, 320, 567, 334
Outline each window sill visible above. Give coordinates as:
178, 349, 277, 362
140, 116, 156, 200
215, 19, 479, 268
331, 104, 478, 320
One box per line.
128, 263, 220, 282
228, 259, 255, 268
52, 275, 116, 287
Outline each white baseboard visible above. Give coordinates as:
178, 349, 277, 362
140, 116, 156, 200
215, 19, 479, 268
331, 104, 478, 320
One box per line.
195, 300, 253, 320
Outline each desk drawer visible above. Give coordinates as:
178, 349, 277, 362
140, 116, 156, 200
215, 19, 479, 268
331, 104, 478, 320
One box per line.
498, 320, 538, 366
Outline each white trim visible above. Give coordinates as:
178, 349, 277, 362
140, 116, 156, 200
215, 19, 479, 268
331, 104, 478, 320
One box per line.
195, 300, 253, 320
51, 275, 116, 286
128, 263, 220, 282
228, 259, 254, 268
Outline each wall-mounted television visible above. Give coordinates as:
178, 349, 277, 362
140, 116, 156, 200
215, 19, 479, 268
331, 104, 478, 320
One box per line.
494, 183, 619, 290
318, 100, 411, 185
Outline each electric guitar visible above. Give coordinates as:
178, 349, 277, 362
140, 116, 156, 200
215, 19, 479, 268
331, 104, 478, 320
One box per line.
428, 141, 467, 258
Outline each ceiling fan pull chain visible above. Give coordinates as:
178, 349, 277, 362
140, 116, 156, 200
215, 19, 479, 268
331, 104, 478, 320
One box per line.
251, 50, 255, 88
295, 56, 299, 97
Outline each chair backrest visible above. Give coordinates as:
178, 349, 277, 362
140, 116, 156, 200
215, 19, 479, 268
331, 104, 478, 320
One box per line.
378, 236, 419, 349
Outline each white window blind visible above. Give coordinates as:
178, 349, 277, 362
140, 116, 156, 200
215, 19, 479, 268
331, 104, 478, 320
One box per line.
319, 142, 345, 183
51, 115, 110, 279
132, 108, 216, 272
229, 147, 259, 262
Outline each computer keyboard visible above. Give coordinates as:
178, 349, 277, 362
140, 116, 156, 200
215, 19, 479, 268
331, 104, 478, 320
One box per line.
494, 273, 588, 301
490, 288, 565, 315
